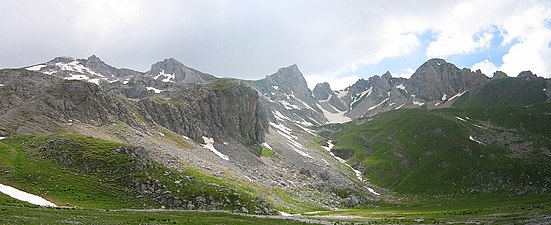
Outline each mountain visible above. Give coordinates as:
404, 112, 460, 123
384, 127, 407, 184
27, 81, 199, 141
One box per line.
453, 71, 551, 107
1, 57, 375, 214
24, 55, 141, 85
2, 55, 551, 223
308, 58, 502, 121
321, 105, 551, 196
144, 58, 217, 84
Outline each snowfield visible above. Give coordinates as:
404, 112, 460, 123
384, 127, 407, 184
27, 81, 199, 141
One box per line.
0, 183, 56, 207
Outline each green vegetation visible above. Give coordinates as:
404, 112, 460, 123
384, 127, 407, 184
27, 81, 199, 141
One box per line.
0, 134, 268, 211
453, 77, 548, 107
327, 107, 551, 196
0, 205, 311, 225
307, 194, 551, 224
207, 78, 242, 90
261, 147, 275, 158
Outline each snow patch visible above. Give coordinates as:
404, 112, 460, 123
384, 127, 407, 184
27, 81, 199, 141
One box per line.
367, 187, 381, 196
155, 69, 175, 83
146, 87, 163, 94
26, 64, 47, 71
368, 98, 389, 110
201, 136, 229, 160
336, 89, 348, 98
469, 135, 484, 145
122, 79, 130, 84
351, 87, 372, 107
261, 142, 272, 150
413, 100, 424, 106
278, 100, 300, 110
56, 61, 105, 78
395, 103, 406, 109
448, 90, 468, 101
323, 141, 364, 182
0, 183, 56, 207
272, 85, 279, 90
442, 93, 448, 101
272, 110, 290, 121
316, 103, 351, 124
395, 84, 407, 93
0, 137, 5, 140
269, 122, 313, 159
64, 74, 89, 81
435, 102, 441, 107
455, 116, 467, 122
0, 84, 4, 87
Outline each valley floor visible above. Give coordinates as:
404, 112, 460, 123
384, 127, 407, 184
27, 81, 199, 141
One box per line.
2, 194, 551, 224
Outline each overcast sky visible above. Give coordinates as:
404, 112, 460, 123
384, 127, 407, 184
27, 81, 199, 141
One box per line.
1, 0, 550, 90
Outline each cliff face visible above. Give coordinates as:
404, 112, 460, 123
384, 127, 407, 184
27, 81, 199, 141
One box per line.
0, 69, 267, 146
139, 80, 267, 145
408, 58, 489, 101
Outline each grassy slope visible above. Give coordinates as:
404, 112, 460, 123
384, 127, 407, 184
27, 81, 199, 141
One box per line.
329, 106, 551, 196
0, 205, 312, 225
453, 77, 548, 107
0, 134, 265, 211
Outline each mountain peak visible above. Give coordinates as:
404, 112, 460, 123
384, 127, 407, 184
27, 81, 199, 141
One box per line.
425, 58, 447, 66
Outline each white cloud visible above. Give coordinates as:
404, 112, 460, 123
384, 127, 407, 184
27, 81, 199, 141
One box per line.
472, 60, 498, 77
393, 67, 415, 78
426, 29, 494, 58
0, 0, 550, 81
472, 4, 551, 78
305, 74, 360, 91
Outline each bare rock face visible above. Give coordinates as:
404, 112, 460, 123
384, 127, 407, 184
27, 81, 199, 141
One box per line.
518, 70, 537, 81
84, 55, 142, 78
144, 58, 216, 84
313, 82, 348, 111
493, 71, 508, 79
408, 58, 489, 101
139, 80, 267, 145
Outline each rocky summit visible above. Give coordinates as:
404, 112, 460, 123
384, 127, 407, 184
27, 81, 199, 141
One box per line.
1, 55, 550, 224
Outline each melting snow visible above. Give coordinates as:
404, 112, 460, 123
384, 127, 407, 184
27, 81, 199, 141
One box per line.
469, 135, 484, 145
278, 100, 300, 110
0, 183, 56, 207
316, 103, 351, 124
64, 74, 89, 81
262, 142, 272, 150
441, 93, 448, 101
395, 103, 406, 109
455, 116, 467, 122
435, 102, 441, 107
395, 84, 407, 93
269, 122, 313, 159
367, 187, 380, 196
272, 110, 290, 121
0, 137, 5, 140
0, 84, 4, 87
411, 94, 416, 98
272, 85, 279, 90
155, 69, 175, 83
323, 141, 364, 182
26, 64, 47, 71
122, 79, 130, 84
56, 61, 105, 78
368, 98, 389, 110
351, 87, 372, 107
201, 136, 229, 160
146, 87, 163, 94
412, 100, 424, 106
88, 78, 100, 85
448, 90, 468, 101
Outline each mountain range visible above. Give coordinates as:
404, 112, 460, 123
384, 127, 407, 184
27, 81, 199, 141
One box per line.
1, 55, 550, 222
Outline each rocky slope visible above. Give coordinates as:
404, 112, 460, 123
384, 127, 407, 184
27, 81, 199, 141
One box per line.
0, 57, 377, 213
